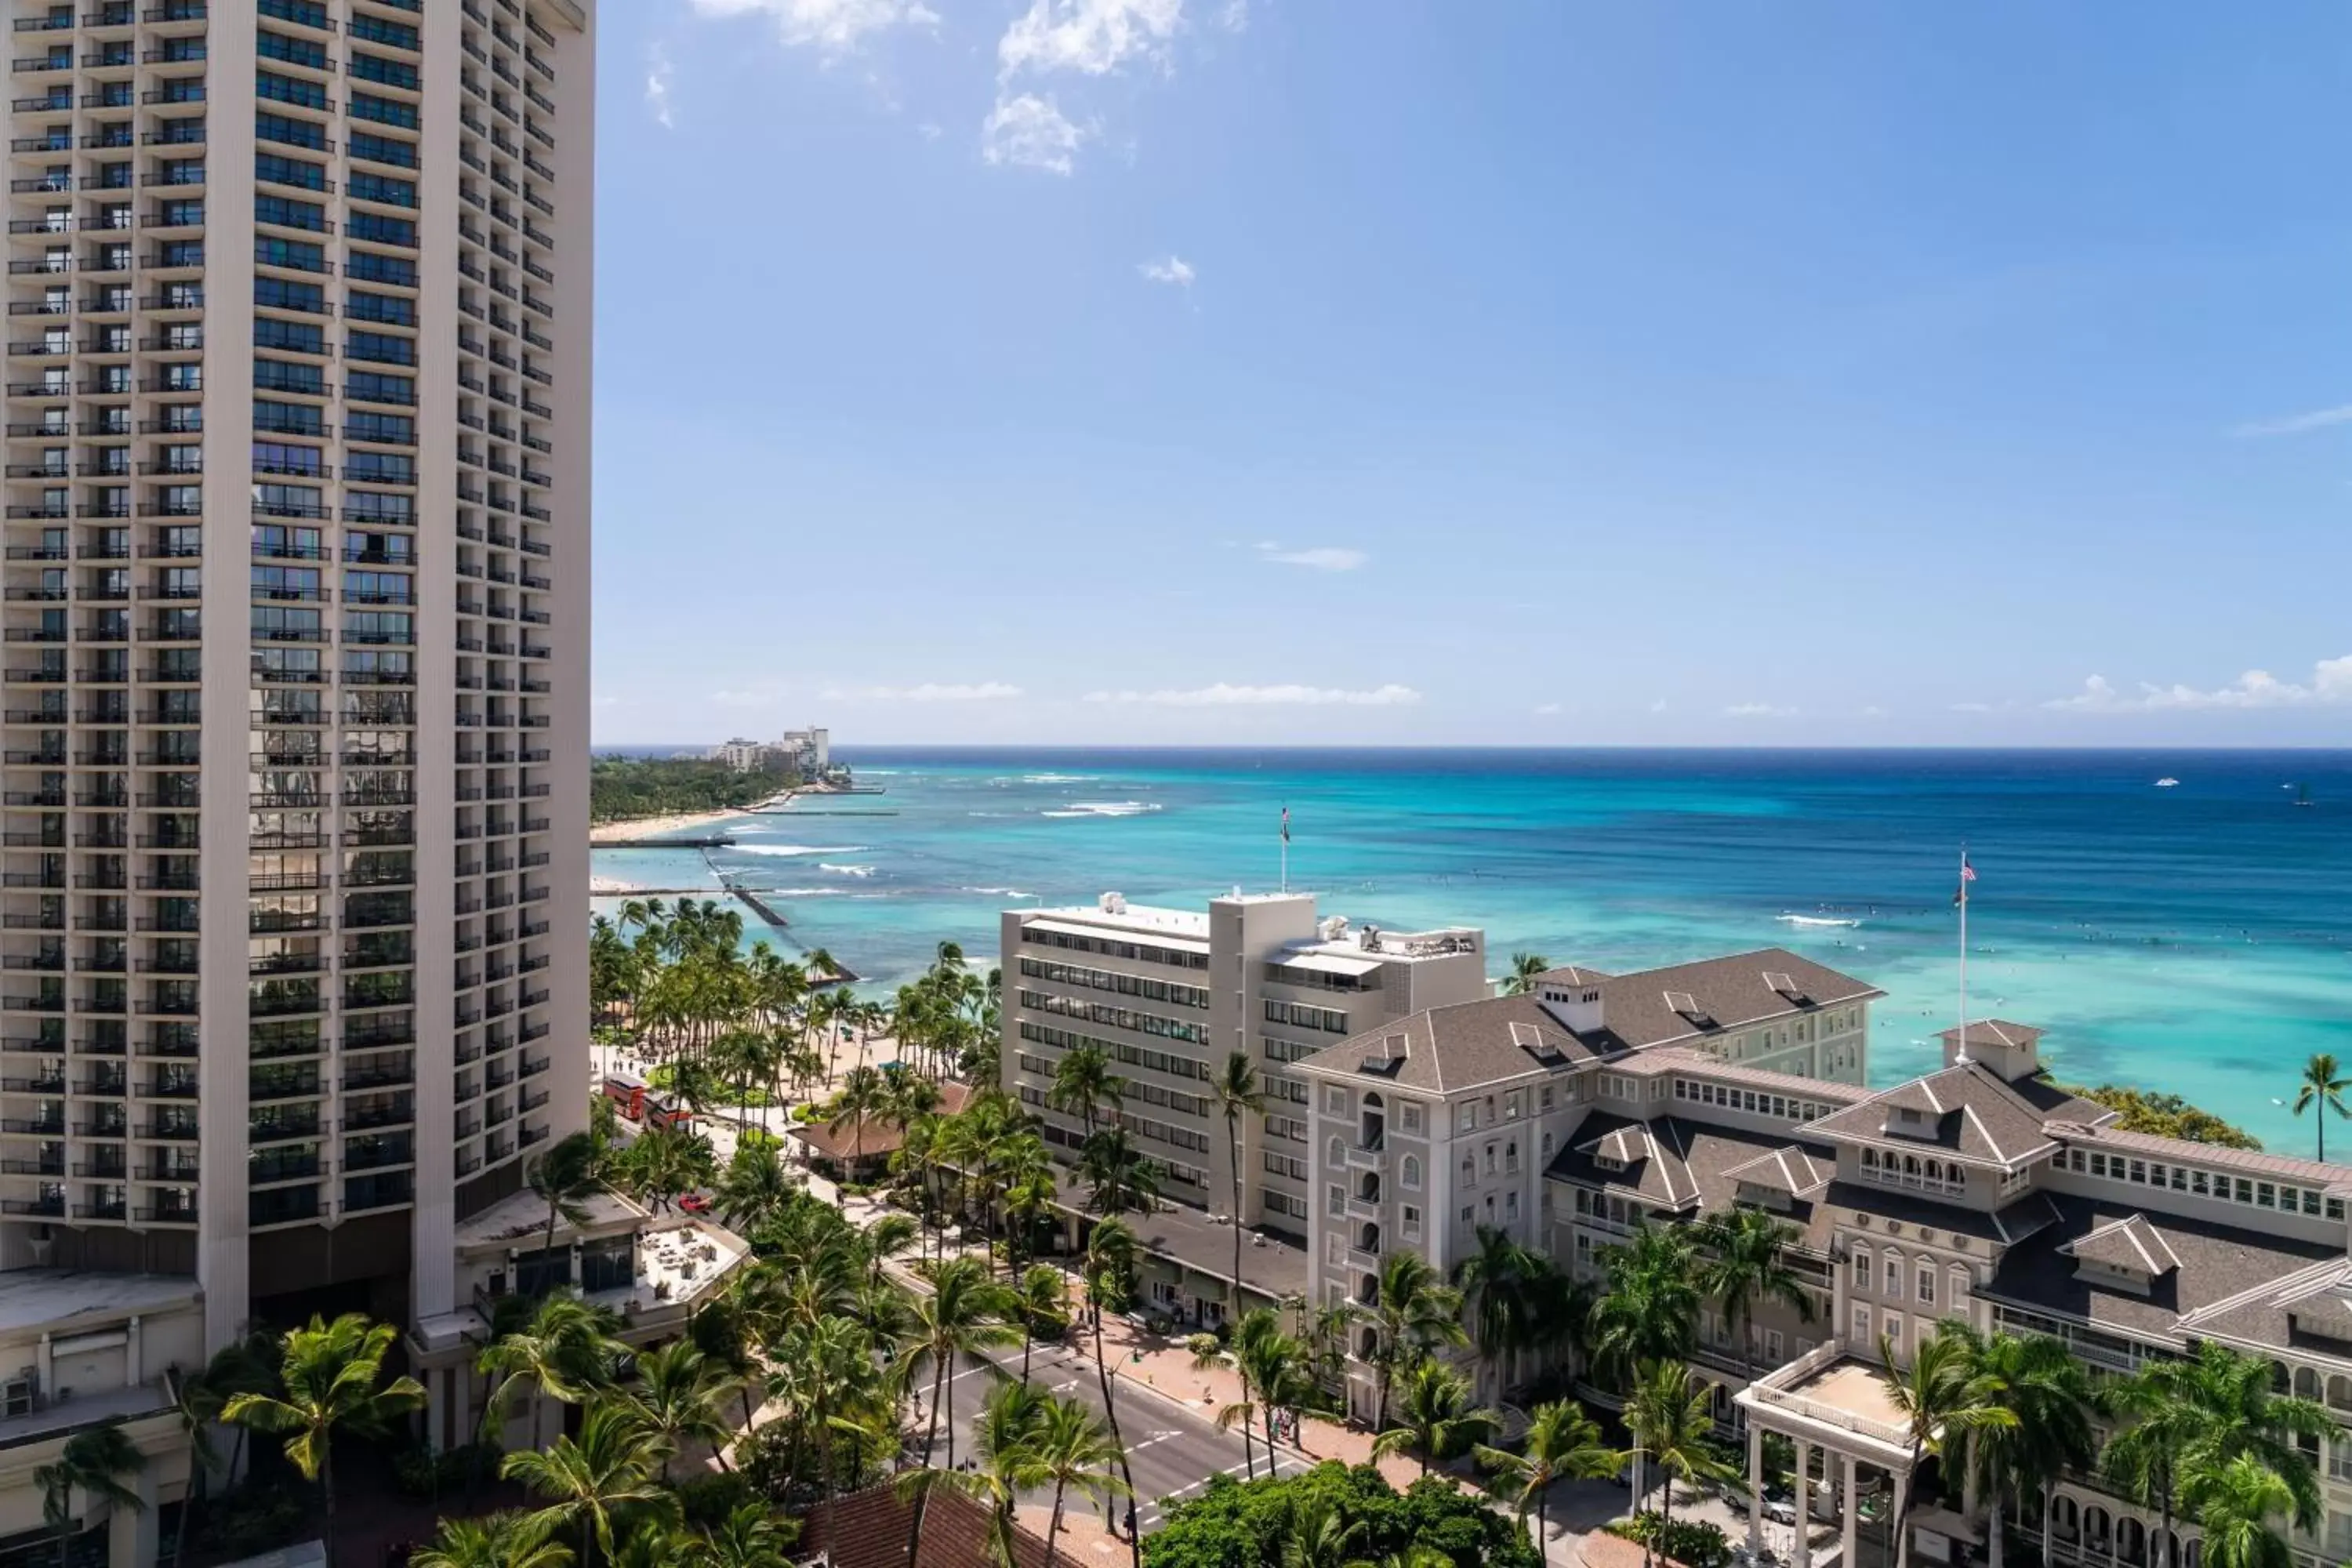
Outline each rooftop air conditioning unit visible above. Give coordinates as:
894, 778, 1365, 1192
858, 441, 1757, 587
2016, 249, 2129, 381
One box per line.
1098, 891, 1127, 915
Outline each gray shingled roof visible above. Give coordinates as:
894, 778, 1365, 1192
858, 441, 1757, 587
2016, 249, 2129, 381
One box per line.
1548, 1113, 1839, 1218
2066, 1213, 2183, 1276
1982, 1193, 2340, 1348
2046, 1121, 2352, 1189
1292, 993, 1604, 1094
1533, 948, 1882, 1049
1808, 1062, 2100, 1171
1298, 948, 1881, 1094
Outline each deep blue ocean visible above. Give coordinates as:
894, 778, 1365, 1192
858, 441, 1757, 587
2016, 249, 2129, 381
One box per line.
593, 748, 2352, 1152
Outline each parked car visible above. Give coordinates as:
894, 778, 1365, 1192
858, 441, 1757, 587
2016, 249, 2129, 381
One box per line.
680, 1193, 712, 1214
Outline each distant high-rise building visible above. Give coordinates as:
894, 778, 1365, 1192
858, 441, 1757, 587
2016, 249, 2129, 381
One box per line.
0, 0, 597, 1352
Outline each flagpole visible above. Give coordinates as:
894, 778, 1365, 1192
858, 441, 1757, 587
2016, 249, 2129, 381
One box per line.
1280, 806, 1289, 895
1957, 845, 1969, 1064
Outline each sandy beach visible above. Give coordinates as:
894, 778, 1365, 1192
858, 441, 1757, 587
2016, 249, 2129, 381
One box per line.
588, 807, 751, 845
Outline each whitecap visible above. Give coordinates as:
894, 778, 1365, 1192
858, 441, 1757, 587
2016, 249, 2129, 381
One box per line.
1777, 913, 1860, 928
1043, 800, 1161, 819
759, 887, 844, 897
734, 844, 870, 857
1023, 773, 1098, 784
965, 887, 1036, 899
818, 862, 877, 878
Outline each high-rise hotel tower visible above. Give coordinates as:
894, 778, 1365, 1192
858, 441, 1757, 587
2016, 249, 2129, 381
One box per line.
0, 0, 593, 1348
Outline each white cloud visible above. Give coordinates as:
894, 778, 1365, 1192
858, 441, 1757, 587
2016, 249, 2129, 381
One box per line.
1532, 702, 1563, 717
2043, 656, 2352, 712
1949, 701, 1994, 713
1723, 702, 1798, 718
982, 93, 1087, 174
1255, 543, 1365, 572
1084, 683, 1421, 707
998, 0, 1184, 80
1860, 705, 1888, 717
1215, 0, 1248, 30
644, 44, 676, 129
2231, 404, 2352, 439
916, 122, 943, 141
1649, 699, 1668, 713
688, 0, 941, 54
710, 688, 786, 709
1138, 255, 1196, 288
819, 681, 1025, 702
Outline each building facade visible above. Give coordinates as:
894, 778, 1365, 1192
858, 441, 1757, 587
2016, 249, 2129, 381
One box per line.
1000, 891, 1486, 1246
0, 0, 594, 1364
1298, 953, 2352, 1568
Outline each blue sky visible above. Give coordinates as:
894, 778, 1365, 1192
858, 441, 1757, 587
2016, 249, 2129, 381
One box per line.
590, 0, 2352, 747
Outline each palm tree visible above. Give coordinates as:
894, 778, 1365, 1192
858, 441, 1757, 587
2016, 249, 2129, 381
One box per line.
1078, 1127, 1160, 1218
1476, 1397, 1624, 1554
624, 1341, 737, 1482
1953, 1327, 2099, 1568
1082, 1217, 1143, 1568
2292, 1052, 2350, 1160
713, 1137, 797, 1232
865, 1211, 922, 1291
899, 1256, 1018, 1514
412, 1511, 576, 1568
2109, 1338, 2329, 1559
2184, 1454, 2297, 1568
1279, 1493, 1367, 1568
1588, 1223, 1701, 1388
503, 1403, 678, 1566
692, 1501, 798, 1568
528, 1131, 604, 1269
34, 1419, 144, 1568
1211, 1051, 1263, 1320
1364, 1250, 1467, 1433
1189, 1331, 1264, 1481
1015, 1263, 1067, 1385
902, 1380, 1048, 1568
480, 1292, 627, 1450
1232, 1308, 1311, 1466
221, 1313, 426, 1566
1372, 1358, 1497, 1477
1502, 952, 1551, 995
1454, 1225, 1548, 1400
1033, 1394, 1129, 1568
767, 1312, 880, 1544
827, 1064, 887, 1189
1050, 1043, 1120, 1141
1623, 1360, 1736, 1568
162, 1337, 270, 1568
1696, 1207, 1815, 1367
1879, 1326, 2017, 1568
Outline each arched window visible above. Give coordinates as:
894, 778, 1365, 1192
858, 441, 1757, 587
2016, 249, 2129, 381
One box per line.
2085, 1508, 2111, 1551
1356, 1274, 1379, 1307
1328, 1135, 1345, 1170
1401, 1155, 1421, 1192
1948, 1265, 1969, 1306
1358, 1221, 1380, 1253
2328, 1374, 2352, 1411
2118, 1518, 2147, 1566
2270, 1360, 2291, 1394
2053, 1498, 2079, 1541
2295, 1366, 2320, 1401
1461, 1156, 1475, 1189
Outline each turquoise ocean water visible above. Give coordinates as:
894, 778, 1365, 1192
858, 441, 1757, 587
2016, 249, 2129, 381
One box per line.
593, 749, 2352, 1152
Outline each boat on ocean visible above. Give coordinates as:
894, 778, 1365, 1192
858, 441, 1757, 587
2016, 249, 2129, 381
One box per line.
2292, 782, 2315, 808
2154, 777, 2179, 788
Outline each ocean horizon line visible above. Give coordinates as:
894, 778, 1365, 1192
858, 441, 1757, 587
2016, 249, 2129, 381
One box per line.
594, 741, 2352, 757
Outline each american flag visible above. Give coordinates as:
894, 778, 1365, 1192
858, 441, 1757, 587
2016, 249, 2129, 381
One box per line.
1280, 806, 1290, 845
1953, 851, 1976, 906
